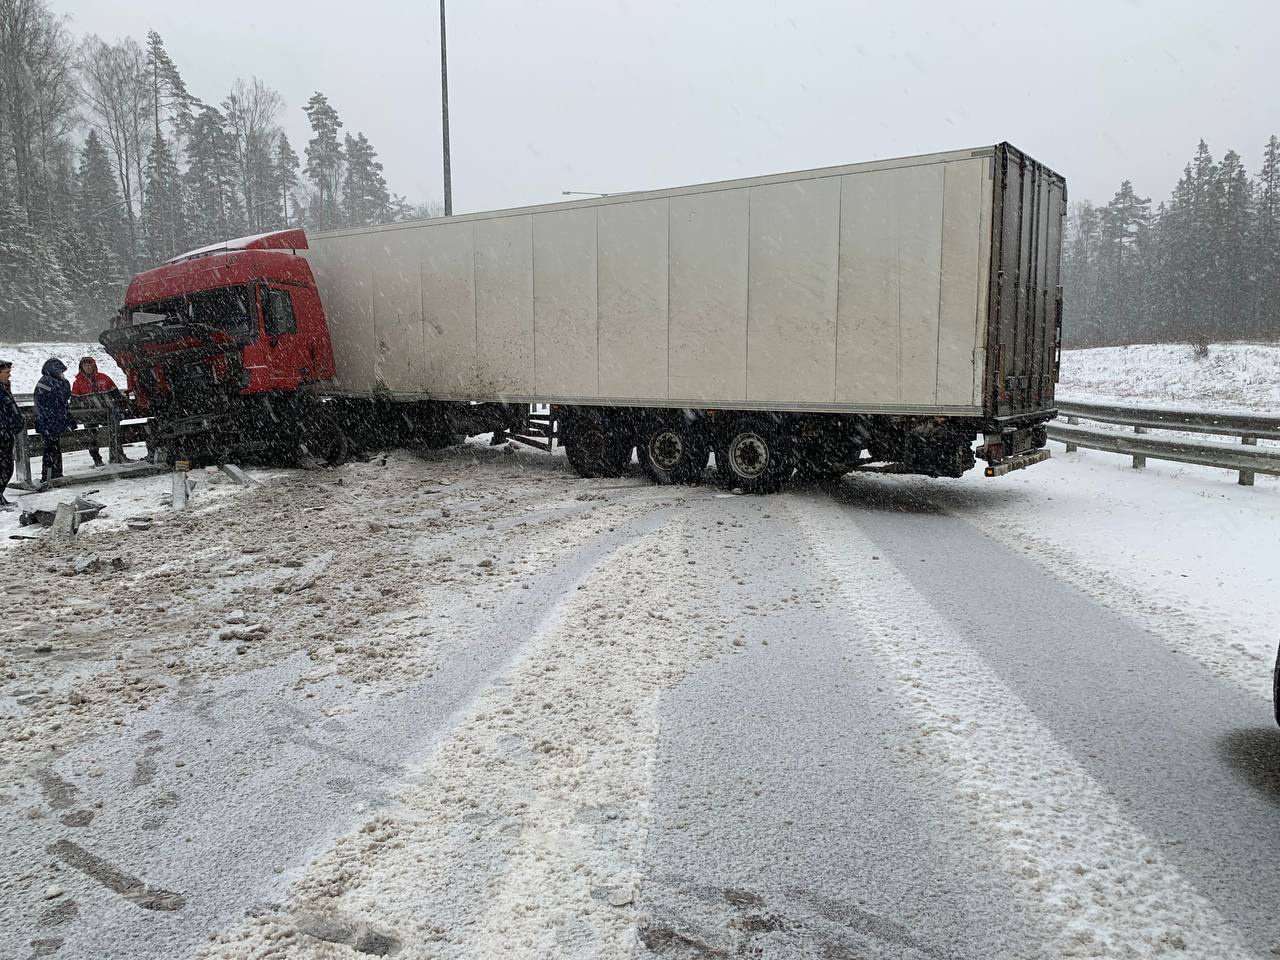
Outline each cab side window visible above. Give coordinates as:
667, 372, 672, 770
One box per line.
265, 287, 297, 336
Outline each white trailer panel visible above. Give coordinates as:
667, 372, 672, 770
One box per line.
305, 145, 1051, 416
474, 215, 534, 396
668, 188, 750, 402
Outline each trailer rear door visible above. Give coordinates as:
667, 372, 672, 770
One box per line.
984, 143, 1066, 422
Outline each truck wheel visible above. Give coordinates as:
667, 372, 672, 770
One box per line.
1273, 640, 1280, 728
638, 420, 708, 484
564, 418, 631, 478
715, 417, 790, 493
302, 425, 350, 467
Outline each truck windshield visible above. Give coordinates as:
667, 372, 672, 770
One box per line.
129, 285, 256, 341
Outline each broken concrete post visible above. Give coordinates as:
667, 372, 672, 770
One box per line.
172, 470, 190, 509
50, 502, 79, 538
219, 464, 256, 486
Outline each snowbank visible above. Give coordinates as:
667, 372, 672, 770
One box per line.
0, 341, 125, 394
1058, 342, 1280, 411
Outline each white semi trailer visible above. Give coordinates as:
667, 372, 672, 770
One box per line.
109, 142, 1064, 491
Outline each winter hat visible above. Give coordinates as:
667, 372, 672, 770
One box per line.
0, 359, 12, 370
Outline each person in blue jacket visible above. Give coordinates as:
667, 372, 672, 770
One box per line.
33, 358, 75, 485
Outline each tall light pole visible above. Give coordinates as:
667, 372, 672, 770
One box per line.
440, 0, 452, 216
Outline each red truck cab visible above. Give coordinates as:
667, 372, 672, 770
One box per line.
111, 229, 335, 408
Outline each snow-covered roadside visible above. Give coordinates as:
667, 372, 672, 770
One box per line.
938, 453, 1279, 699
1057, 342, 1280, 411
0, 447, 687, 770
198, 513, 731, 959
793, 498, 1258, 959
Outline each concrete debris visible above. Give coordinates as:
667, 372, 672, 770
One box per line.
219, 464, 257, 486
607, 887, 635, 907
73, 554, 100, 575
20, 495, 106, 534
214, 623, 270, 643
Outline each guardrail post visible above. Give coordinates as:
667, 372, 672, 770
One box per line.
1065, 416, 1079, 453
1240, 435, 1257, 486
14, 428, 33, 488
1132, 426, 1147, 469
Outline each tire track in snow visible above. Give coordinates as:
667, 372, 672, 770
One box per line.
791, 495, 1261, 960
199, 508, 734, 959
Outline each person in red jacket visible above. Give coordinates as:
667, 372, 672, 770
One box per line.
71, 356, 127, 466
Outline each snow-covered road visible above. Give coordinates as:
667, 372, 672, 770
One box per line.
1, 442, 1277, 959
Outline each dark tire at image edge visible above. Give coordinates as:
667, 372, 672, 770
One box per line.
1273, 640, 1280, 728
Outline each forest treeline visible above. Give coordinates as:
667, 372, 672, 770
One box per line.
0, 0, 436, 339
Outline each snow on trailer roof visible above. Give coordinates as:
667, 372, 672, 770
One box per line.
165, 228, 308, 264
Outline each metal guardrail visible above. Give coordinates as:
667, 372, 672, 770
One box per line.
1048, 400, 1280, 486
9, 394, 150, 491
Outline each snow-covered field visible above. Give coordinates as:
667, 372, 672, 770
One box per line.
1, 342, 125, 395
1058, 341, 1280, 410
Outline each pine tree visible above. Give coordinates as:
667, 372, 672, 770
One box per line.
75, 129, 129, 262
1094, 181, 1150, 344
65, 129, 129, 330
1253, 136, 1280, 340
185, 104, 245, 243
273, 132, 301, 228
141, 132, 186, 261
144, 30, 195, 154
341, 131, 390, 227
1214, 150, 1253, 339
303, 92, 344, 230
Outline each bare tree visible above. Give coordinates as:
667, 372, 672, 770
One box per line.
0, 0, 79, 228
223, 77, 282, 232
78, 34, 152, 265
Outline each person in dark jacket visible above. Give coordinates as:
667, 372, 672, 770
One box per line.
0, 359, 24, 508
33, 358, 75, 485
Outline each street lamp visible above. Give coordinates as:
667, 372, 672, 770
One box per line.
440, 0, 452, 216
562, 191, 610, 198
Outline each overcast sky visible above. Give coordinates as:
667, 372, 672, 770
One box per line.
55, 0, 1279, 214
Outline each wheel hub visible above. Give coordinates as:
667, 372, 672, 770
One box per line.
729, 433, 769, 478
650, 430, 684, 469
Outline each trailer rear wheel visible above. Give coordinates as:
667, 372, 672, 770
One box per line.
564, 416, 632, 478
638, 420, 708, 484
715, 418, 790, 493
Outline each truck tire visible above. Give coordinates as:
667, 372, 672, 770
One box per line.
638, 418, 708, 484
302, 424, 350, 467
564, 415, 632, 478
714, 417, 791, 493
1273, 640, 1280, 728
